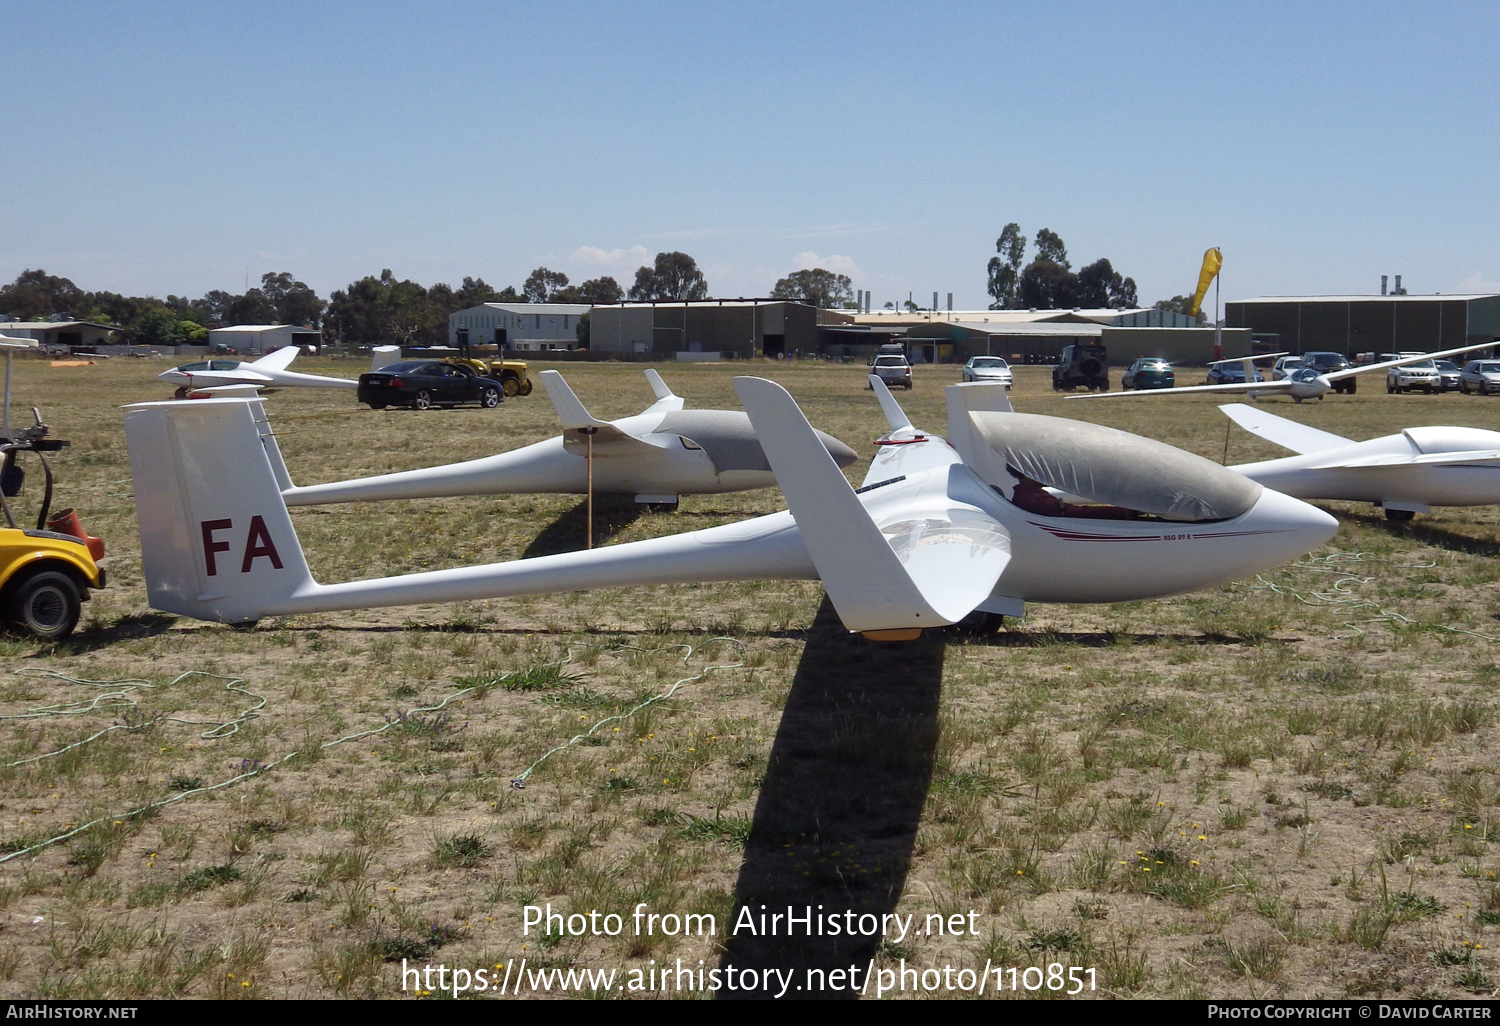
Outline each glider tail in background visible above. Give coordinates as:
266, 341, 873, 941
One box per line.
868, 374, 916, 435
124, 398, 316, 624
370, 345, 402, 372
642, 369, 685, 412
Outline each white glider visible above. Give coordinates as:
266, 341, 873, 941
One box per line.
1068, 342, 1497, 403
279, 369, 857, 507
121, 376, 1337, 637
1222, 403, 1500, 521
158, 345, 400, 397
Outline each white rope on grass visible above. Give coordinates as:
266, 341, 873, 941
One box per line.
0, 636, 746, 861
1246, 551, 1500, 643
507, 637, 746, 788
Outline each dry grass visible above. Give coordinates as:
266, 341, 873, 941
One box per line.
0, 356, 1497, 998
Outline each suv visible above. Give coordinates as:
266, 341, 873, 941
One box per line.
1386, 357, 1439, 394
1052, 344, 1109, 391
871, 353, 912, 389
1300, 352, 1357, 394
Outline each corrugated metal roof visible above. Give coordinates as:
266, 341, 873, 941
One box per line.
210, 324, 318, 333
0, 321, 119, 331
1233, 294, 1500, 304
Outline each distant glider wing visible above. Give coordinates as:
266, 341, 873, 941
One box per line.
1219, 403, 1353, 454
250, 346, 302, 373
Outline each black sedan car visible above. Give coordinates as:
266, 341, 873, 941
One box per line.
358, 361, 503, 410
1121, 358, 1174, 390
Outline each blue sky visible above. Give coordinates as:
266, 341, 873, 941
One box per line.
3, 1, 1497, 309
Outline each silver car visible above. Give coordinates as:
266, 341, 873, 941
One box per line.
1460, 361, 1500, 395
1271, 356, 1303, 380
962, 356, 1013, 389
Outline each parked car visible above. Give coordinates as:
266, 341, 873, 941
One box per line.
961, 356, 1013, 388
1271, 356, 1303, 380
1121, 358, 1174, 390
358, 361, 503, 410
1460, 361, 1500, 395
1207, 362, 1263, 385
1387, 359, 1440, 393
1300, 352, 1357, 394
1433, 360, 1462, 392
1052, 344, 1110, 391
871, 353, 913, 389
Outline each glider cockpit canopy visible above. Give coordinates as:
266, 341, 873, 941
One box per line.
969, 411, 1263, 523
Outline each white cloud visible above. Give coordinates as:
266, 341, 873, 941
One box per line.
1457, 271, 1500, 293
790, 251, 864, 278
568, 244, 649, 269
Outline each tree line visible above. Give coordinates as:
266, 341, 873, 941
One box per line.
0, 250, 730, 347
986, 225, 1139, 311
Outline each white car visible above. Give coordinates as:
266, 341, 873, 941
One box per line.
1271, 356, 1303, 380
962, 356, 1013, 389
871, 354, 912, 389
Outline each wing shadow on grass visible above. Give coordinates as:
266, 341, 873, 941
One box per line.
719, 596, 945, 1000
521, 496, 650, 559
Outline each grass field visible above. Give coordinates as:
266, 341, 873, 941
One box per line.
0, 354, 1499, 999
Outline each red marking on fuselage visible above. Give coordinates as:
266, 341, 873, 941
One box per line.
200, 516, 284, 575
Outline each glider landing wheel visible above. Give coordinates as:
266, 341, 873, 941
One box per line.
949, 610, 1004, 636
173, 387, 189, 399
1384, 507, 1416, 522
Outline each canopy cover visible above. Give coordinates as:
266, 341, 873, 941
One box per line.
970, 411, 1263, 522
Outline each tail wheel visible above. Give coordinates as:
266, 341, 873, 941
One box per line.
1384, 507, 1416, 522
7, 570, 81, 640
501, 375, 521, 397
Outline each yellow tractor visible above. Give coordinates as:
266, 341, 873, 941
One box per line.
448, 328, 534, 397
0, 414, 105, 640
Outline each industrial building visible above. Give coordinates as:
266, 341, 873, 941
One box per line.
587, 301, 816, 358
820, 307, 1223, 365
0, 320, 119, 348
448, 303, 590, 350
208, 324, 322, 355
1226, 294, 1500, 356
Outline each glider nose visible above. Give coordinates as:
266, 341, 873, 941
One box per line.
159, 370, 186, 385
1251, 487, 1338, 563
816, 430, 858, 468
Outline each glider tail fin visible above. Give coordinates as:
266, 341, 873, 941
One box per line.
642, 369, 685, 412
945, 381, 1015, 488
538, 370, 612, 430
124, 398, 315, 624
868, 374, 915, 435
735, 377, 1009, 633
370, 345, 402, 372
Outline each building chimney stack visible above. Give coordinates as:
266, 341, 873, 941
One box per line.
1381, 275, 1388, 296
1394, 275, 1403, 295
